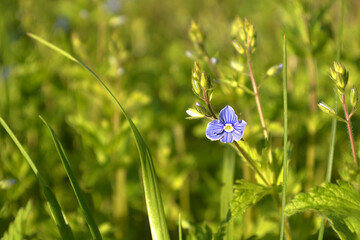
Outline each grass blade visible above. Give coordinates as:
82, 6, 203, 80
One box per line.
280, 35, 289, 240
0, 118, 75, 240
40, 116, 102, 240
178, 213, 183, 240
27, 33, 170, 240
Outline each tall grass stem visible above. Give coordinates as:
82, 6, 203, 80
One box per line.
280, 35, 288, 240
318, 0, 344, 238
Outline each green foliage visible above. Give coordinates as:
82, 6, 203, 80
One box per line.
0, 118, 75, 240
231, 180, 273, 218
1, 201, 32, 240
285, 181, 360, 239
40, 116, 102, 240
27, 33, 170, 240
2, 0, 360, 239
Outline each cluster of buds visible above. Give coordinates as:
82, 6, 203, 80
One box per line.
319, 61, 360, 121
187, 62, 213, 119
231, 17, 256, 55
191, 62, 213, 101
329, 62, 349, 95
189, 21, 205, 54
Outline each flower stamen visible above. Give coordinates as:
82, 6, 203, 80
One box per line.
224, 123, 234, 132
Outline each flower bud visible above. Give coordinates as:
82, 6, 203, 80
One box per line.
318, 102, 347, 123
195, 102, 207, 114
350, 87, 358, 109
200, 72, 212, 90
189, 21, 204, 45
247, 24, 255, 39
231, 17, 243, 39
192, 79, 201, 96
230, 61, 244, 72
318, 102, 335, 115
186, 108, 204, 119
232, 40, 244, 55
239, 28, 246, 42
329, 62, 349, 93
266, 64, 283, 76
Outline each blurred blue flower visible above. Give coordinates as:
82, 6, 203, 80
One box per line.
2, 66, 12, 81
206, 105, 247, 143
105, 0, 122, 14
53, 17, 71, 33
0, 179, 17, 189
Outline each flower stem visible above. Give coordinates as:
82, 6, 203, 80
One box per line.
342, 94, 358, 166
318, 0, 344, 238
280, 35, 288, 240
246, 46, 269, 140
232, 141, 270, 186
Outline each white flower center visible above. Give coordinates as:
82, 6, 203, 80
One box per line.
224, 123, 234, 132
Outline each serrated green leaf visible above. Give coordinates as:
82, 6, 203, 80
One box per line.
0, 118, 75, 240
27, 33, 169, 240
40, 116, 102, 240
285, 181, 360, 239
231, 180, 271, 218
1, 201, 32, 240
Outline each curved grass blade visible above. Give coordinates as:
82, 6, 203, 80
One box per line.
40, 116, 102, 240
0, 118, 75, 240
27, 33, 170, 240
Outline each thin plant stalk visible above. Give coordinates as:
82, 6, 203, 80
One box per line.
220, 148, 235, 240
280, 35, 288, 240
246, 47, 269, 140
342, 94, 358, 166
318, 0, 344, 238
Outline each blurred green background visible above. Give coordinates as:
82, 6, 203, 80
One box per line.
1, 0, 360, 239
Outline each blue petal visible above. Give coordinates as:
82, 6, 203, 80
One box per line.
220, 132, 233, 143
232, 120, 247, 141
219, 105, 238, 124
206, 120, 225, 141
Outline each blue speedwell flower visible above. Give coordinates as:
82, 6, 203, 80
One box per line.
206, 105, 247, 143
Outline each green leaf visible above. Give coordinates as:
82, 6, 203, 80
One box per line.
231, 180, 271, 218
40, 116, 102, 240
285, 181, 360, 240
27, 33, 170, 240
1, 201, 32, 240
0, 118, 75, 240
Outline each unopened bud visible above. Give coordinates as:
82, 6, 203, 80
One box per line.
200, 72, 212, 90
247, 25, 255, 38
230, 61, 244, 72
266, 64, 283, 76
231, 17, 243, 39
195, 102, 207, 114
318, 102, 335, 115
350, 87, 358, 109
192, 70, 199, 81
329, 62, 349, 92
186, 108, 204, 119
334, 62, 345, 75
232, 40, 244, 55
189, 21, 204, 44
192, 79, 201, 96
